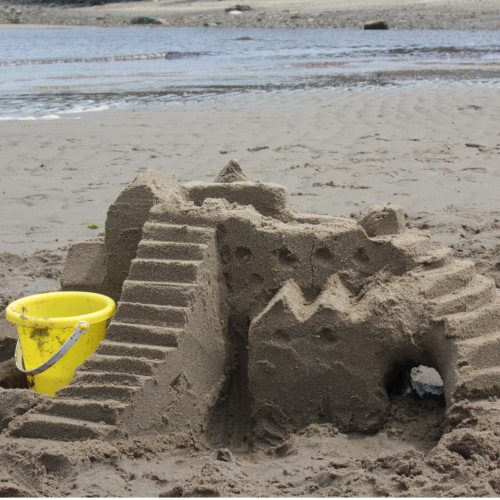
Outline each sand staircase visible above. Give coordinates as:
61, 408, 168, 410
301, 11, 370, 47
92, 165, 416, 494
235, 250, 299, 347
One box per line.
419, 259, 500, 403
7, 223, 226, 441
381, 229, 500, 397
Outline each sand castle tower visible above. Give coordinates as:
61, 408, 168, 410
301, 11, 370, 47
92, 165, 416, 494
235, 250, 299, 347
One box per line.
5, 161, 500, 445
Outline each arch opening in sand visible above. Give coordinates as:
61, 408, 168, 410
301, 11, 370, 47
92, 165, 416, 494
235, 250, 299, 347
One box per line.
387, 364, 444, 399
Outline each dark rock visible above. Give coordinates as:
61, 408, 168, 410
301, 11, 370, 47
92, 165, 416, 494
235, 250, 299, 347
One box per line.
130, 16, 162, 25
225, 4, 251, 12
364, 19, 389, 29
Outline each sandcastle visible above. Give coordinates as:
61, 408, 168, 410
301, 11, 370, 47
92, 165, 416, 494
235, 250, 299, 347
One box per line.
4, 161, 500, 446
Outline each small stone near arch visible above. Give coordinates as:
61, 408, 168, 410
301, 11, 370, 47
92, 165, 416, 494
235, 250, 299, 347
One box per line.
214, 159, 253, 183
364, 20, 389, 30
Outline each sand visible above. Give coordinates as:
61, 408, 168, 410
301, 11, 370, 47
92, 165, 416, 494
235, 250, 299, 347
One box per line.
1, 83, 499, 303
1, 83, 500, 495
1, 0, 500, 28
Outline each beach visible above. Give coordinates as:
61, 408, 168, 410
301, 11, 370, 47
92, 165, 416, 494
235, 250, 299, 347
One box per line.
2, 84, 500, 496
1, 2, 500, 495
1, 0, 500, 29
1, 83, 499, 306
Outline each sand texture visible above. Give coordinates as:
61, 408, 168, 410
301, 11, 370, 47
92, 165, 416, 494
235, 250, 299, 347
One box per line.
1, 0, 500, 28
1, 84, 499, 300
1, 83, 500, 496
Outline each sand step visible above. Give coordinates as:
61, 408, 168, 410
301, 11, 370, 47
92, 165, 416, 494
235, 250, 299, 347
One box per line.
419, 260, 476, 299
447, 399, 500, 428
391, 232, 432, 256
143, 222, 214, 244
98, 340, 175, 360
452, 367, 500, 401
106, 322, 182, 347
81, 354, 161, 376
37, 398, 128, 425
128, 258, 200, 283
8, 414, 122, 441
455, 330, 500, 371
414, 247, 453, 266
72, 371, 152, 387
443, 298, 500, 339
121, 281, 196, 307
57, 383, 141, 403
136, 241, 206, 261
431, 274, 496, 317
114, 302, 188, 328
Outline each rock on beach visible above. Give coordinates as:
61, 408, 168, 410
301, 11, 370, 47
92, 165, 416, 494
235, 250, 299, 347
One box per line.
364, 19, 389, 29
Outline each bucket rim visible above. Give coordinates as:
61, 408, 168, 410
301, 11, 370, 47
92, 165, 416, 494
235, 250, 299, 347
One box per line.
5, 291, 116, 329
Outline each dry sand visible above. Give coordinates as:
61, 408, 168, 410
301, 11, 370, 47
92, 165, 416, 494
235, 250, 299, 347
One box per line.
1, 0, 500, 28
1, 82, 500, 495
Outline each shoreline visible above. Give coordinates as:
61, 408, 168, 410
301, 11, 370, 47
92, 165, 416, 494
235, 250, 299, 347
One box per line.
1, 0, 500, 29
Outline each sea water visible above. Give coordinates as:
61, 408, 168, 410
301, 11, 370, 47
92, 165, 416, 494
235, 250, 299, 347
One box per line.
1, 27, 500, 119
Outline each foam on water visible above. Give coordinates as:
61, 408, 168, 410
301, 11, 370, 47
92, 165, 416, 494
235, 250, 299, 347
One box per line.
57, 105, 109, 114
0, 51, 206, 67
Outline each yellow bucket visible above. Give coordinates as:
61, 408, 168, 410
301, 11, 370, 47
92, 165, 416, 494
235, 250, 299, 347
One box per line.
5, 291, 116, 396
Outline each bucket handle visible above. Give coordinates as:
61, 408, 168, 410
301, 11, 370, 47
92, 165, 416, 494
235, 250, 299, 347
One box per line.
15, 321, 90, 376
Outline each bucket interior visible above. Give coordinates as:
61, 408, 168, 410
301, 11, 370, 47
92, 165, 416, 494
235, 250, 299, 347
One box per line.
11, 293, 111, 323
